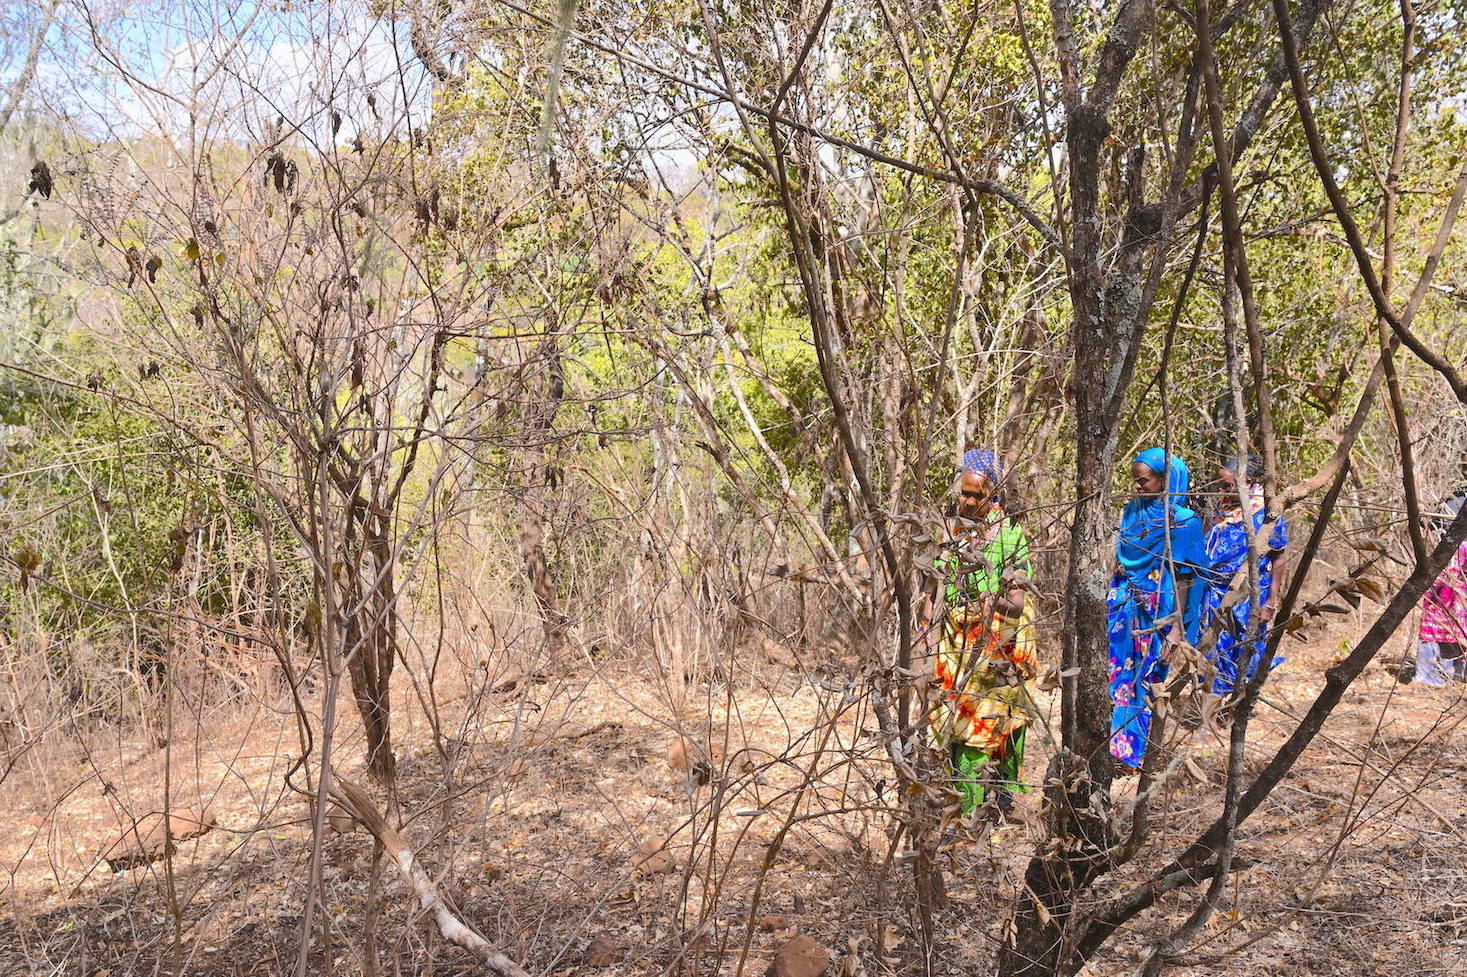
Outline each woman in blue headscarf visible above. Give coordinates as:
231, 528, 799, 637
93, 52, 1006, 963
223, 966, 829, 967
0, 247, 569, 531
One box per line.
1108, 448, 1207, 768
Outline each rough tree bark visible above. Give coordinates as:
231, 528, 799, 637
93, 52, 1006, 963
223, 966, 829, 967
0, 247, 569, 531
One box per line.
339, 508, 400, 782
1001, 6, 1156, 972
517, 334, 569, 665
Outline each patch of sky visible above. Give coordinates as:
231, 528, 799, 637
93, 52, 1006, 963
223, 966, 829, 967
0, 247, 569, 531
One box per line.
16, 0, 433, 147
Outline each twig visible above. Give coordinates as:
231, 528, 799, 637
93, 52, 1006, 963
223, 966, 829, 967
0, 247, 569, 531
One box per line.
330, 776, 531, 977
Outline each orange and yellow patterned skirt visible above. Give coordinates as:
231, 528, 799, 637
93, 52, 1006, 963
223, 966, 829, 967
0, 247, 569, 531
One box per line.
930, 603, 1038, 757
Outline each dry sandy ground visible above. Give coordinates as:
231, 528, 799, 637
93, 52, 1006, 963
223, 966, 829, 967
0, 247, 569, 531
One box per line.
0, 616, 1463, 976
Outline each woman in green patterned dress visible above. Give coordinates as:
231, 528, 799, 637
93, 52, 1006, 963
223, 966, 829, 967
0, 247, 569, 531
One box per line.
922, 450, 1038, 816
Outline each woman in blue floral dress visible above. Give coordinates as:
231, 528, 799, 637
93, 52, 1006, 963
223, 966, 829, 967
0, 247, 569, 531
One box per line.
1200, 455, 1288, 695
1108, 448, 1207, 769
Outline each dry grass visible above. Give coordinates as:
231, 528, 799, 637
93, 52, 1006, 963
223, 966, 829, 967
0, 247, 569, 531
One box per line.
0, 612, 1463, 976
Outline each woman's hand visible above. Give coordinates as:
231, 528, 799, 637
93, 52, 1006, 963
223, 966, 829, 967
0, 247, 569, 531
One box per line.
991, 585, 1028, 620
992, 596, 1023, 619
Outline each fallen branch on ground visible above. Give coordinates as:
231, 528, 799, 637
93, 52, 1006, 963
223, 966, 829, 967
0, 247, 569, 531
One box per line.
329, 776, 531, 977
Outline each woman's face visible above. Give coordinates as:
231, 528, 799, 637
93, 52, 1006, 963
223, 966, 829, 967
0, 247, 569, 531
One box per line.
1132, 462, 1166, 499
957, 471, 994, 519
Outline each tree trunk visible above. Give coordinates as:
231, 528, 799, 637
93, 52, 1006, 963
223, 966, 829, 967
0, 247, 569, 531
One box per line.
1001, 391, 1119, 977
343, 566, 397, 780
519, 337, 568, 664
1001, 104, 1123, 977
339, 505, 399, 783
517, 505, 567, 663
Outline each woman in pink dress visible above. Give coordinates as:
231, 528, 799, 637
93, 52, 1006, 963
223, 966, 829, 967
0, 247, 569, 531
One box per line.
1405, 457, 1467, 686
1415, 536, 1467, 686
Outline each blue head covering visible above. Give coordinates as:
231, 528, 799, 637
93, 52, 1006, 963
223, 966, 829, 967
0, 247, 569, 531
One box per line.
959, 448, 1003, 507
1133, 447, 1190, 502
1118, 448, 1201, 579
961, 448, 1001, 482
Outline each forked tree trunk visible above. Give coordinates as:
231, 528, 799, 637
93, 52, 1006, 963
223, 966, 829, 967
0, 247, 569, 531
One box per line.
342, 518, 399, 782
327, 493, 400, 783
345, 621, 396, 781
1001, 74, 1134, 977
1000, 2, 1331, 967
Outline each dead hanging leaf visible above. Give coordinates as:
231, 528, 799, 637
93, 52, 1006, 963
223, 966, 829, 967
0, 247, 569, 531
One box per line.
124, 246, 144, 286
144, 255, 161, 283
29, 160, 53, 199
1184, 756, 1208, 784
876, 923, 902, 969
1199, 693, 1229, 734
1353, 576, 1385, 602
414, 186, 443, 229
838, 933, 864, 976
264, 152, 298, 193
12, 543, 41, 590
1149, 683, 1171, 722
1032, 897, 1054, 928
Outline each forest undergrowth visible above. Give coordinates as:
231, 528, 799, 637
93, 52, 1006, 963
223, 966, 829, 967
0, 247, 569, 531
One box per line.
1, 614, 1462, 977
